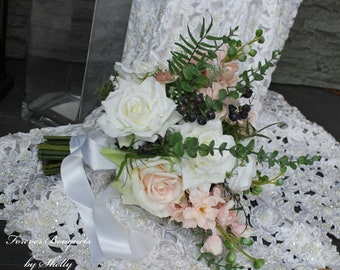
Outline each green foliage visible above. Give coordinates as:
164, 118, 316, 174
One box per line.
236, 49, 282, 94
95, 78, 116, 100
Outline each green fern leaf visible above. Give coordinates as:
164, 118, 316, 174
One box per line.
179, 34, 195, 49
187, 26, 198, 45
175, 42, 194, 55
199, 17, 206, 38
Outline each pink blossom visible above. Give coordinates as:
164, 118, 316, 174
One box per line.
217, 200, 246, 237
182, 190, 221, 230
230, 219, 247, 237
216, 200, 236, 227
216, 61, 239, 86
198, 83, 240, 121
168, 196, 189, 223
215, 44, 239, 86
211, 185, 224, 198
154, 70, 175, 83
216, 44, 229, 64
200, 233, 223, 255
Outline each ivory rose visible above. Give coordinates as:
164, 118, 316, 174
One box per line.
98, 77, 181, 143
115, 157, 183, 217
180, 120, 237, 191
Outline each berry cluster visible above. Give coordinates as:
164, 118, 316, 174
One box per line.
241, 86, 253, 98
227, 86, 253, 121
176, 93, 215, 125
228, 104, 251, 121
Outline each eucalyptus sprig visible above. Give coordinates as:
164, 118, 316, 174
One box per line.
235, 50, 282, 96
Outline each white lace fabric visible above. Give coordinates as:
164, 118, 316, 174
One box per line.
0, 92, 339, 269
1, 0, 339, 269
122, 0, 302, 114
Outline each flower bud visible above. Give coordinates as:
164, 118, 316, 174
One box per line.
255, 29, 263, 37
242, 45, 251, 55
240, 237, 253, 246
228, 47, 237, 58
276, 178, 284, 186
226, 251, 236, 263
249, 49, 257, 57
238, 54, 247, 62
258, 36, 265, 44
253, 258, 265, 269
224, 240, 234, 250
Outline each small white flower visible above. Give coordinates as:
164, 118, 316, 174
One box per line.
227, 152, 257, 192
114, 59, 158, 83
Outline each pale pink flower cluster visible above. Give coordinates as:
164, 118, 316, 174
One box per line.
168, 185, 246, 256
197, 44, 244, 121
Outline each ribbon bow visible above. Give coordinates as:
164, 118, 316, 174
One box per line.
61, 131, 157, 266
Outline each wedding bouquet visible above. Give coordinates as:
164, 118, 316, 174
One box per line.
38, 18, 320, 269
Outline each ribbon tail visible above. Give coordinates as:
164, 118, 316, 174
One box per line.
61, 153, 105, 266
61, 133, 158, 266
94, 186, 159, 264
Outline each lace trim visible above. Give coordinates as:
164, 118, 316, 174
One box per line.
0, 91, 339, 269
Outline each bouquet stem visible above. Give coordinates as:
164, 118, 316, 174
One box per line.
37, 136, 71, 175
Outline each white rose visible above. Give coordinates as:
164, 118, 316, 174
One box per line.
115, 157, 183, 217
180, 120, 237, 191
98, 77, 181, 143
227, 154, 257, 192
114, 59, 158, 83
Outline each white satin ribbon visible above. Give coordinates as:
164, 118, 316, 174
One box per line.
61, 131, 157, 266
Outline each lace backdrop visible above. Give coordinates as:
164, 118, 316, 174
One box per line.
122, 0, 303, 113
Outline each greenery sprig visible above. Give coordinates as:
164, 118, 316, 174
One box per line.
165, 17, 282, 127
100, 130, 321, 196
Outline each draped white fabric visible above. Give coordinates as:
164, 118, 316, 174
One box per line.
0, 0, 339, 269
122, 0, 303, 114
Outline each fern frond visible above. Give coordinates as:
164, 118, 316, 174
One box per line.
179, 34, 195, 49
174, 42, 194, 55
199, 17, 206, 38
187, 26, 198, 45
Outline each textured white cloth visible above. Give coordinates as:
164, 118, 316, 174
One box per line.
122, 0, 302, 114
0, 0, 339, 269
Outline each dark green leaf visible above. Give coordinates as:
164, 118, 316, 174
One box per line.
218, 88, 228, 100
198, 144, 210, 156
219, 142, 228, 155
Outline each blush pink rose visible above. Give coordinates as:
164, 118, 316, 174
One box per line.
117, 157, 183, 217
